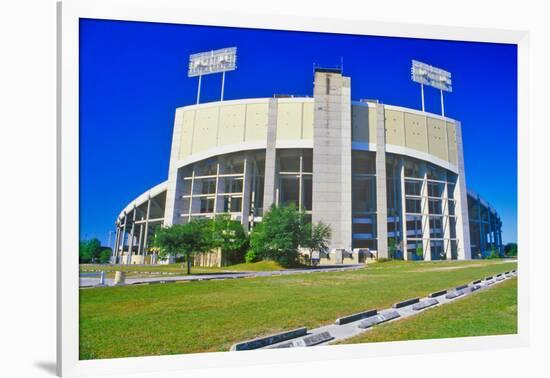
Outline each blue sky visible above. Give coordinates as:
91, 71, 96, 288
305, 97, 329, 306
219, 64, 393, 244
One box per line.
80, 18, 518, 246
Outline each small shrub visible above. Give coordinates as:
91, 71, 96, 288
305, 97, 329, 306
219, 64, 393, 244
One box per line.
245, 250, 258, 263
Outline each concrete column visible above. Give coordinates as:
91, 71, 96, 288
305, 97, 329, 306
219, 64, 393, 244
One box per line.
453, 121, 472, 260
399, 157, 408, 260
142, 198, 151, 261
443, 177, 452, 259
119, 214, 127, 265
262, 98, 279, 211
137, 221, 144, 263
241, 153, 253, 229
126, 207, 136, 264
312, 69, 352, 251
477, 196, 484, 253
420, 163, 431, 261
112, 225, 120, 263
214, 162, 224, 214
375, 104, 388, 258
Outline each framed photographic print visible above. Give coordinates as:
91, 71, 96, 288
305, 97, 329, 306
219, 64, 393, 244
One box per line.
58, 0, 529, 376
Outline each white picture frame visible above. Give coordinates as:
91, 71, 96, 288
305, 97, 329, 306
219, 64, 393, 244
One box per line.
57, 1, 529, 376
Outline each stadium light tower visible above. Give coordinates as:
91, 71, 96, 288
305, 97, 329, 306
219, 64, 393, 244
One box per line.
411, 60, 453, 116
188, 47, 237, 104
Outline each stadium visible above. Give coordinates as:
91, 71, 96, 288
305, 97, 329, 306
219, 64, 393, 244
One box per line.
111, 67, 503, 265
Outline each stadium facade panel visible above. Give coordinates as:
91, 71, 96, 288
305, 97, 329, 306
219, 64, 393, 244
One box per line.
112, 69, 503, 264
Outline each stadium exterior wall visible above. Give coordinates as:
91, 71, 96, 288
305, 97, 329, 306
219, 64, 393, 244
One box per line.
112, 69, 503, 264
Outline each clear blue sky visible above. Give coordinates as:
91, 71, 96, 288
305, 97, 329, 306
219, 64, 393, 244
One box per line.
80, 18, 518, 246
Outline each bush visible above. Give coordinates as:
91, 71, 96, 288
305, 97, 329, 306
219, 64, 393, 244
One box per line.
245, 250, 258, 263
99, 248, 112, 264
504, 243, 518, 257
485, 247, 500, 259
249, 204, 307, 266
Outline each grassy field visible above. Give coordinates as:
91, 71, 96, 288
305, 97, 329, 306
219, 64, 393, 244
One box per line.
80, 260, 288, 278
79, 259, 516, 360
336, 277, 517, 345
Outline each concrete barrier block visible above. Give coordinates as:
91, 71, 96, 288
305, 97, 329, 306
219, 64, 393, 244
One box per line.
412, 298, 439, 311
472, 279, 482, 285
455, 284, 469, 291
392, 297, 420, 309
303, 332, 334, 346
335, 309, 378, 325
496, 276, 504, 281
485, 276, 493, 280
230, 327, 308, 351
429, 289, 447, 298
445, 290, 464, 299
358, 310, 400, 329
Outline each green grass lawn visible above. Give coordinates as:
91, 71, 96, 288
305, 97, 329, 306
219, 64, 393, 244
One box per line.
336, 277, 517, 345
79, 259, 516, 360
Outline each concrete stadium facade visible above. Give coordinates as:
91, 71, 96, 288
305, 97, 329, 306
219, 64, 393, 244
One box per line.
112, 68, 503, 264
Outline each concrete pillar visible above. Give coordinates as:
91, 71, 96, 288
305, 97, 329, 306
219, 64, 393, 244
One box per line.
375, 104, 388, 258
241, 153, 253, 229
312, 69, 352, 251
420, 163, 431, 261
399, 158, 408, 260
119, 214, 127, 265
443, 176, 452, 260
137, 221, 144, 264
142, 198, 151, 262
214, 161, 224, 214
453, 121, 472, 260
126, 207, 136, 264
112, 225, 120, 264
477, 196, 484, 254
262, 98, 279, 211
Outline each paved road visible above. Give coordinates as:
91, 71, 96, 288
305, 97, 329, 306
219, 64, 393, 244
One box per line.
79, 264, 364, 287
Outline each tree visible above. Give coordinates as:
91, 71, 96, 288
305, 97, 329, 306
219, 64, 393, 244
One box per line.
79, 238, 103, 263
504, 243, 518, 257
415, 245, 424, 260
249, 204, 306, 266
211, 215, 249, 264
303, 221, 332, 265
99, 248, 112, 264
152, 219, 215, 275
388, 238, 397, 260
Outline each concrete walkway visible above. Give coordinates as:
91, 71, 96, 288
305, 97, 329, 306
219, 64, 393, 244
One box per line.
261, 270, 517, 349
79, 264, 363, 287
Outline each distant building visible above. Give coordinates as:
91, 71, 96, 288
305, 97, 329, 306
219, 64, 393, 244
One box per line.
112, 68, 502, 264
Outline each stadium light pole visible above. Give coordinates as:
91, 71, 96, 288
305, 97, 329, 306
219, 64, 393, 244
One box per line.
188, 47, 237, 104
411, 60, 452, 116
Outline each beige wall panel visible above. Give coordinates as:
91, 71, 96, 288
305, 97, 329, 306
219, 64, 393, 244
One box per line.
404, 112, 428, 153
385, 109, 405, 146
244, 102, 269, 142
276, 102, 303, 140
302, 102, 314, 140
218, 104, 246, 146
191, 106, 219, 154
178, 109, 195, 160
427, 117, 448, 161
351, 105, 374, 143
447, 121, 458, 165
